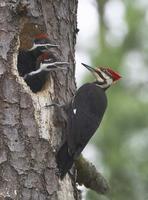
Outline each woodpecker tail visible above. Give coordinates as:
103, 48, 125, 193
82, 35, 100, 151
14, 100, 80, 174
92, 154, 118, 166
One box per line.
56, 142, 74, 179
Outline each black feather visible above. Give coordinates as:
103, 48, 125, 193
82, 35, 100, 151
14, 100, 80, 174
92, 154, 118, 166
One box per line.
56, 83, 107, 178
56, 142, 74, 179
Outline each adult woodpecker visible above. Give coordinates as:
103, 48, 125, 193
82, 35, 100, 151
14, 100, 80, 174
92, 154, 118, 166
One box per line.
17, 34, 69, 92
56, 63, 121, 179
24, 52, 69, 92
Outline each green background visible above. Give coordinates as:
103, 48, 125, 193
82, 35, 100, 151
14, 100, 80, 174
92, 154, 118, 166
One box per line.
81, 1, 148, 199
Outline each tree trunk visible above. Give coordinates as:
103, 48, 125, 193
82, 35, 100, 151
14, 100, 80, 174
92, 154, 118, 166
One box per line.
0, 0, 79, 199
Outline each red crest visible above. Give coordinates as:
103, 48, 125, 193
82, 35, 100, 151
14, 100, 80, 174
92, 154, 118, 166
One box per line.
106, 68, 121, 81
33, 33, 49, 39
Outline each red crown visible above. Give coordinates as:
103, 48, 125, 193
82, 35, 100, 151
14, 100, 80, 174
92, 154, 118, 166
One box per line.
37, 52, 49, 63
107, 68, 121, 81
33, 33, 49, 39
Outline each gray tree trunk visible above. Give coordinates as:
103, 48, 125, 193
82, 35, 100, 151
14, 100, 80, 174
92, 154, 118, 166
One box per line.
0, 0, 79, 199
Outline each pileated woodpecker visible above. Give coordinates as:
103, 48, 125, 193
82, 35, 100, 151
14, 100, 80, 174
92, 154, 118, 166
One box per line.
56, 63, 121, 179
17, 34, 69, 92
23, 52, 69, 92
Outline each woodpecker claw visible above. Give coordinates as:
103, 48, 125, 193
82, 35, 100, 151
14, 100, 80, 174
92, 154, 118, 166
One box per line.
55, 168, 62, 178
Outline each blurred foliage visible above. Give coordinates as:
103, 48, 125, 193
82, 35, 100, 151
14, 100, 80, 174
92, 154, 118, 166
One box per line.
84, 0, 148, 200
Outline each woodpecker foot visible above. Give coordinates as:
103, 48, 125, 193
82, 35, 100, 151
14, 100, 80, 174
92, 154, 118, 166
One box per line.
55, 169, 61, 176
55, 169, 74, 180
68, 170, 75, 179
55, 168, 64, 179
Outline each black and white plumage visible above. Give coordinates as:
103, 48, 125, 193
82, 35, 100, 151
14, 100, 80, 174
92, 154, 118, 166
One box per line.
17, 34, 69, 92
17, 34, 58, 77
23, 55, 49, 93
68, 83, 107, 157
56, 63, 121, 179
23, 52, 69, 93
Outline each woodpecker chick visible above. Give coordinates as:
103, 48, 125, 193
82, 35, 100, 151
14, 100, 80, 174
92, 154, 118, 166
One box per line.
24, 52, 69, 93
17, 34, 69, 92
56, 63, 121, 179
17, 33, 58, 77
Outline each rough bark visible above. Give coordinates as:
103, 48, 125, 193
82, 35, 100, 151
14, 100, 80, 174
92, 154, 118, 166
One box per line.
0, 0, 79, 199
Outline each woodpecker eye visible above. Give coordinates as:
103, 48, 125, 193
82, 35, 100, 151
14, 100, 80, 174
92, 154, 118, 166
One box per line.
100, 67, 113, 78
105, 69, 112, 76
103, 69, 107, 73
100, 68, 108, 73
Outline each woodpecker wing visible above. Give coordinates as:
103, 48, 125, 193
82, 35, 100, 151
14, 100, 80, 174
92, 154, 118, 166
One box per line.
67, 83, 107, 158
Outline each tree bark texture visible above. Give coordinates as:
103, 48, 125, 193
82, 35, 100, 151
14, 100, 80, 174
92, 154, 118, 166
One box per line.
0, 0, 79, 199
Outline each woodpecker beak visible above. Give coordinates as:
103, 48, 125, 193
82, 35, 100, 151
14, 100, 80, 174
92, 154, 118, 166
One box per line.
29, 43, 59, 51
41, 61, 70, 71
45, 43, 59, 48
81, 63, 97, 73
82, 63, 104, 84
25, 62, 69, 77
